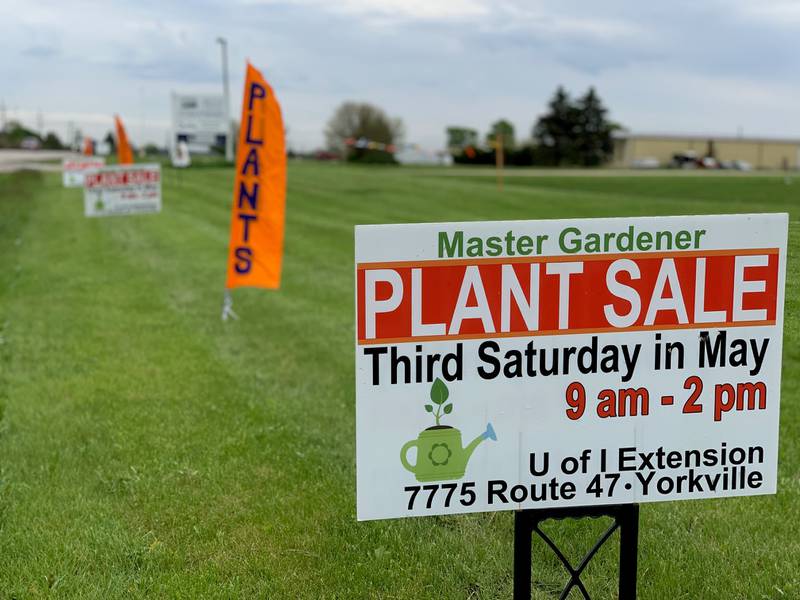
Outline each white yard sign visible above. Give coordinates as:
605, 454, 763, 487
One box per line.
62, 157, 106, 188
355, 214, 787, 521
83, 164, 161, 217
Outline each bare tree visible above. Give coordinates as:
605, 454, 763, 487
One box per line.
325, 102, 404, 161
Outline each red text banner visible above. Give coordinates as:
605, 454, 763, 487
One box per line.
357, 250, 779, 345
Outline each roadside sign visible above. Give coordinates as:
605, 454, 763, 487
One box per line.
171, 92, 227, 152
355, 214, 787, 521
83, 164, 161, 217
62, 157, 106, 187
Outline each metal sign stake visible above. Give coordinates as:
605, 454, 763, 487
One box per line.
513, 503, 639, 600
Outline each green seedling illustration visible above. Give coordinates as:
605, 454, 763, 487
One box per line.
425, 377, 453, 425
401, 378, 497, 483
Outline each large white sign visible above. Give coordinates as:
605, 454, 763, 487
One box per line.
83, 164, 161, 217
355, 214, 787, 521
171, 93, 227, 149
62, 157, 106, 187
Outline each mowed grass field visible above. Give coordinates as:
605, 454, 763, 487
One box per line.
0, 163, 799, 599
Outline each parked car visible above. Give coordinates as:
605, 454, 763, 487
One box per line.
700, 156, 719, 169
670, 151, 698, 168
631, 157, 660, 169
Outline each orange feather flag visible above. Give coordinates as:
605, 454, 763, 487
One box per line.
224, 62, 286, 291
114, 115, 134, 165
82, 137, 93, 156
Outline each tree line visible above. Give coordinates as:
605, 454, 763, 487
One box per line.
448, 86, 620, 167
324, 86, 619, 166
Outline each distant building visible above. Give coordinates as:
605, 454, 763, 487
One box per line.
612, 133, 800, 169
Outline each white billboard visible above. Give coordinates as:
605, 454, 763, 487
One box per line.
171, 93, 227, 150
355, 214, 787, 521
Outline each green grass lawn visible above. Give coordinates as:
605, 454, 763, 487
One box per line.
0, 164, 798, 598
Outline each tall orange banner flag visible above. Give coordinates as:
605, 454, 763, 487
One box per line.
225, 62, 287, 291
114, 115, 134, 165
82, 137, 93, 156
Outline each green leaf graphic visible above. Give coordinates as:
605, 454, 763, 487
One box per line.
443, 404, 453, 414
425, 404, 433, 412
430, 378, 449, 405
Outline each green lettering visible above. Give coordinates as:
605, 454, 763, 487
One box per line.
517, 235, 533, 256
466, 236, 484, 257
486, 236, 502, 256
585, 233, 600, 253
559, 227, 581, 253
694, 229, 707, 248
675, 230, 691, 249
439, 231, 463, 258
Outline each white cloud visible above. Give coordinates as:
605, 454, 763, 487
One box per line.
243, 0, 490, 20
0, 0, 798, 150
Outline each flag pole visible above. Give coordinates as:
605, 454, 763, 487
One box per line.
221, 289, 238, 321
496, 133, 504, 192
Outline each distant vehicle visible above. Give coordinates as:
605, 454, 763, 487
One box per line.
732, 160, 753, 172
20, 136, 41, 150
631, 157, 660, 169
670, 151, 698, 169
314, 150, 340, 161
700, 156, 719, 169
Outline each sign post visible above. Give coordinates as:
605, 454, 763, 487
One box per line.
355, 214, 787, 596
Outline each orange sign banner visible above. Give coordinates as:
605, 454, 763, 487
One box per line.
82, 137, 93, 156
114, 115, 134, 165
225, 62, 287, 290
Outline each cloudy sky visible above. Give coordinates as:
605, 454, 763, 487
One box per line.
2, 0, 799, 150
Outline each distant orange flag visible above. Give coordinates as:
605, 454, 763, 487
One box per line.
224, 62, 286, 294
114, 115, 134, 165
82, 137, 93, 156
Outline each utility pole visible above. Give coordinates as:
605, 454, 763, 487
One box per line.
217, 37, 233, 162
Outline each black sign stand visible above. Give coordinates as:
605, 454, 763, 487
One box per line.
513, 504, 639, 600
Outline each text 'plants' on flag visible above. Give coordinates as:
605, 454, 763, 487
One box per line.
225, 62, 287, 290
115, 115, 134, 165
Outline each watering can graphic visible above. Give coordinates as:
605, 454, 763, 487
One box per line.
400, 423, 497, 482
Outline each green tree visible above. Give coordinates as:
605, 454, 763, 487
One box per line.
487, 119, 515, 151
325, 102, 404, 163
532, 86, 579, 166
41, 131, 64, 150
574, 87, 615, 166
103, 131, 116, 154
532, 86, 618, 166
0, 120, 40, 148
446, 126, 478, 154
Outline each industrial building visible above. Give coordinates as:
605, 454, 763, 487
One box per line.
612, 133, 800, 170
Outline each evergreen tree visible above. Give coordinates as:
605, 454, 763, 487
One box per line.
532, 86, 617, 166
574, 87, 614, 166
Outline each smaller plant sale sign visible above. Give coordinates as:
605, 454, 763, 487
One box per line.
83, 164, 161, 218
354, 214, 787, 521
